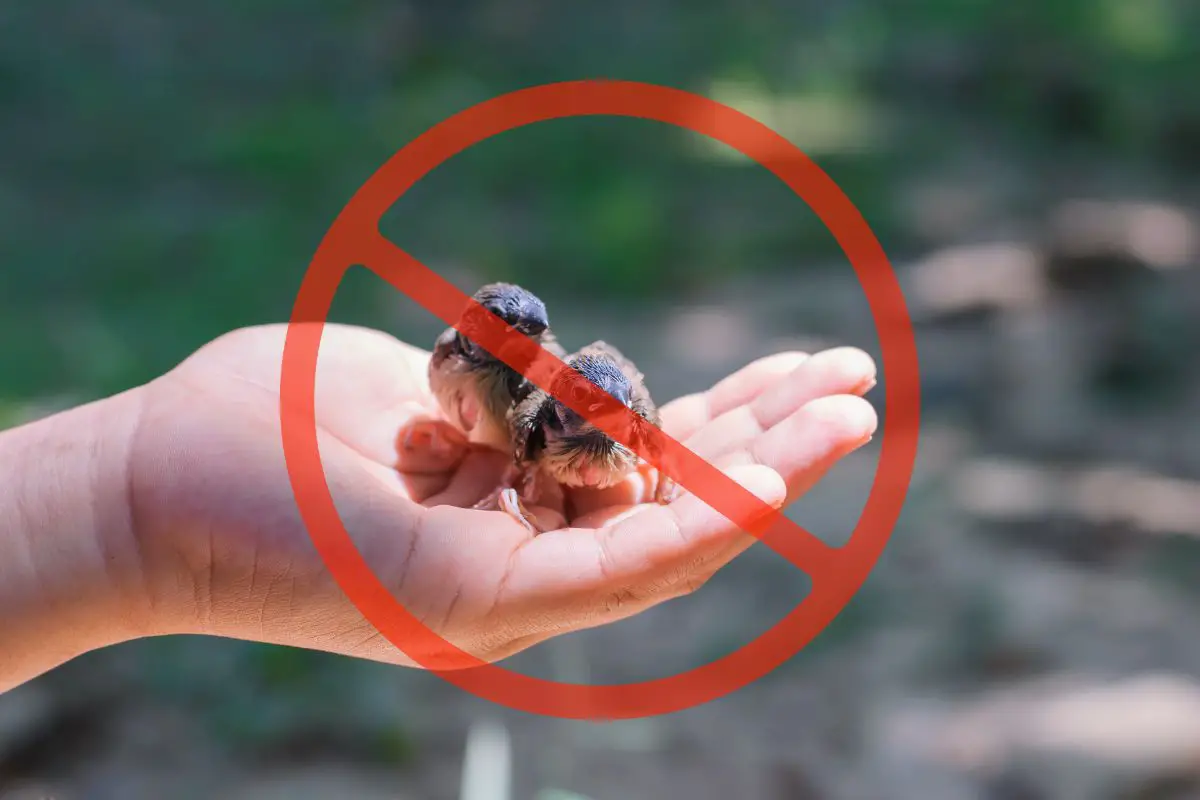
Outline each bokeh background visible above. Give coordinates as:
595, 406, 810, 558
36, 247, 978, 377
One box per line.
3, 1, 1200, 798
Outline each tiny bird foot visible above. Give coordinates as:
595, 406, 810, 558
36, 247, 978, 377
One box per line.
472, 463, 525, 512
654, 473, 682, 505
475, 486, 556, 534
498, 488, 547, 534
472, 486, 508, 512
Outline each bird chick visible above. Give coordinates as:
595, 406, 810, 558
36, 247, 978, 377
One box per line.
413, 282, 567, 458
488, 340, 680, 533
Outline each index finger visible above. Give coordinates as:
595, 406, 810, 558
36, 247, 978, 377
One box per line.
659, 351, 810, 440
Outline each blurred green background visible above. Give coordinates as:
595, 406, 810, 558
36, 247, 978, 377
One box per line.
4, 0, 1197, 402
2, 1, 1200, 798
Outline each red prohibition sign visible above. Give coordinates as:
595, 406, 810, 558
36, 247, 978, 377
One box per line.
279, 79, 920, 720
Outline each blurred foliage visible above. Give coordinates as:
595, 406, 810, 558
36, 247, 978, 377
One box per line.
1, 0, 1197, 403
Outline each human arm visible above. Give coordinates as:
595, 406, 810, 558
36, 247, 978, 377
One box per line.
0, 323, 877, 692
0, 390, 152, 692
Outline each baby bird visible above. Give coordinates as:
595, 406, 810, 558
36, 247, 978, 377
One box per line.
418, 282, 567, 456
488, 340, 680, 533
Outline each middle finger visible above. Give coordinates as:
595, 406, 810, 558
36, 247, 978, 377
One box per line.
683, 346, 876, 463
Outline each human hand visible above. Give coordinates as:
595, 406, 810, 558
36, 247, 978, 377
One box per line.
115, 323, 877, 669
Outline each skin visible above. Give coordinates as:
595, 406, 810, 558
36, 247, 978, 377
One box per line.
0, 322, 878, 693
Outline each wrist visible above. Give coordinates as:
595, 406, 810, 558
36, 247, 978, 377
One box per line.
0, 387, 153, 690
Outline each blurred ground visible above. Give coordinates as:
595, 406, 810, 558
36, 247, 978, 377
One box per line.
2, 1, 1200, 798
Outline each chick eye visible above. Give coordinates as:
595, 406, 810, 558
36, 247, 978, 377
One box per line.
569, 384, 590, 404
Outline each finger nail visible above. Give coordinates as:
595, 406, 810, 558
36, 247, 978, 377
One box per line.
428, 434, 456, 460
854, 376, 877, 394
726, 464, 787, 508
405, 429, 431, 451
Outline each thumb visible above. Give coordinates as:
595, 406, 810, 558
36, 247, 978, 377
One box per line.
395, 418, 469, 474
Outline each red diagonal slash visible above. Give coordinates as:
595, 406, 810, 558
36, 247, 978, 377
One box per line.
279, 79, 920, 720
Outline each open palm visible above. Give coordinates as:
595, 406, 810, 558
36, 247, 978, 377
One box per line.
129, 323, 877, 668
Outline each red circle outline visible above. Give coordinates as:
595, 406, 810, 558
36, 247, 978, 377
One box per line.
279, 79, 920, 720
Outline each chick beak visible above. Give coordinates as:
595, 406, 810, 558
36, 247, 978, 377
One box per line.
514, 318, 548, 337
